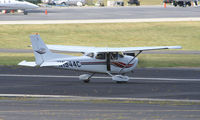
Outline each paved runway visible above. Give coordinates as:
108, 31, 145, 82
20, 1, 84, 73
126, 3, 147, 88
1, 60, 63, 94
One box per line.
0, 6, 200, 21
0, 66, 200, 120
0, 66, 200, 100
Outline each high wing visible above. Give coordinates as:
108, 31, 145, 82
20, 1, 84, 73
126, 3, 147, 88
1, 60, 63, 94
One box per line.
47, 45, 96, 53
47, 45, 182, 53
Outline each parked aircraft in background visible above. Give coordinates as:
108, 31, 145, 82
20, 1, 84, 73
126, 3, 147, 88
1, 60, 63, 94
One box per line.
0, 0, 39, 15
18, 34, 182, 83
51, 0, 86, 6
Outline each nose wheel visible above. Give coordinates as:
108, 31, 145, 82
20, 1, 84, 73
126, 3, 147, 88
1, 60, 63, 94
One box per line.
116, 81, 128, 84
107, 72, 129, 83
24, 10, 28, 15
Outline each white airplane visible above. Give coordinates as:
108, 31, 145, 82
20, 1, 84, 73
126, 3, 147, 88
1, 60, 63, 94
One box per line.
0, 0, 39, 15
18, 34, 182, 83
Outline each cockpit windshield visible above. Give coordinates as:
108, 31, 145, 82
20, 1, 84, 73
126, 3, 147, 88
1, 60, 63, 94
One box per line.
119, 52, 124, 58
110, 52, 118, 60
110, 52, 124, 60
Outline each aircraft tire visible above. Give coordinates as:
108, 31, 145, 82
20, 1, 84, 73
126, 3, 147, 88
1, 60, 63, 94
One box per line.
24, 11, 28, 15
116, 81, 127, 84
83, 79, 90, 83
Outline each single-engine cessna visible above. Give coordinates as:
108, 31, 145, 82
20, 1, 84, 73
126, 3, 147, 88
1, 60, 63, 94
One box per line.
18, 34, 182, 83
0, 0, 39, 15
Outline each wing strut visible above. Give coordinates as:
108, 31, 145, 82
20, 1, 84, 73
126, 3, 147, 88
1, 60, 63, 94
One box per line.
119, 50, 142, 74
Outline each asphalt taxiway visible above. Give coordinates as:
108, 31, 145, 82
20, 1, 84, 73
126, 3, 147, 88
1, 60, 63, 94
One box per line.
0, 67, 200, 120
0, 6, 200, 21
0, 66, 200, 99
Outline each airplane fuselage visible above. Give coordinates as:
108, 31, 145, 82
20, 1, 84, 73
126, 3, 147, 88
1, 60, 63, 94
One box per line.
53, 55, 138, 74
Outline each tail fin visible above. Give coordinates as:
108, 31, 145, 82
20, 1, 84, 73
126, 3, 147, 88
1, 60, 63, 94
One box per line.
30, 34, 56, 65
18, 34, 70, 67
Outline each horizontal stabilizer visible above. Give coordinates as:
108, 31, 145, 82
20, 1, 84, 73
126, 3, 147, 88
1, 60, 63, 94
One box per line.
40, 61, 67, 67
18, 60, 37, 67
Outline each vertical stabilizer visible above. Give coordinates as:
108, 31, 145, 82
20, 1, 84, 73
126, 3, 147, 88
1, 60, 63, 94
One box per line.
30, 34, 53, 65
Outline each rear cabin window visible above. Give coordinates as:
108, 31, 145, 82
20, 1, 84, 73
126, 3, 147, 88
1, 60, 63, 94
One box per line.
95, 53, 105, 60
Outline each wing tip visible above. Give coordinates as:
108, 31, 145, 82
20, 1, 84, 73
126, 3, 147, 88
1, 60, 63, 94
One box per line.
169, 46, 182, 49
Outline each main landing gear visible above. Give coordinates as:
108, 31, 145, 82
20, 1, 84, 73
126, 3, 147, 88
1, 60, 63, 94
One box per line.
79, 72, 129, 83
79, 73, 95, 83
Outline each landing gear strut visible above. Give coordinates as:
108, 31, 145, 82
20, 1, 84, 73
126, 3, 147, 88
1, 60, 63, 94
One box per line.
79, 73, 95, 83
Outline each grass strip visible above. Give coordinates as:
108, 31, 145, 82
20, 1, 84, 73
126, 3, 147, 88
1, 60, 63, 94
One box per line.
141, 0, 162, 5
0, 53, 199, 67
0, 97, 199, 106
55, 99, 200, 106
0, 22, 200, 50
138, 54, 200, 68
0, 53, 34, 66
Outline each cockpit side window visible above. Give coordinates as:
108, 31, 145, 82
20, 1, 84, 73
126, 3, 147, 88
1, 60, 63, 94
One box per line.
95, 53, 105, 60
111, 52, 118, 60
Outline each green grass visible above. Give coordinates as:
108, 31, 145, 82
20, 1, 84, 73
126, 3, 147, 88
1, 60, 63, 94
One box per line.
56, 99, 200, 106
141, 0, 162, 5
0, 22, 200, 50
0, 53, 34, 66
0, 22, 200, 67
1, 53, 200, 67
0, 97, 35, 101
138, 54, 200, 68
1, 97, 199, 106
